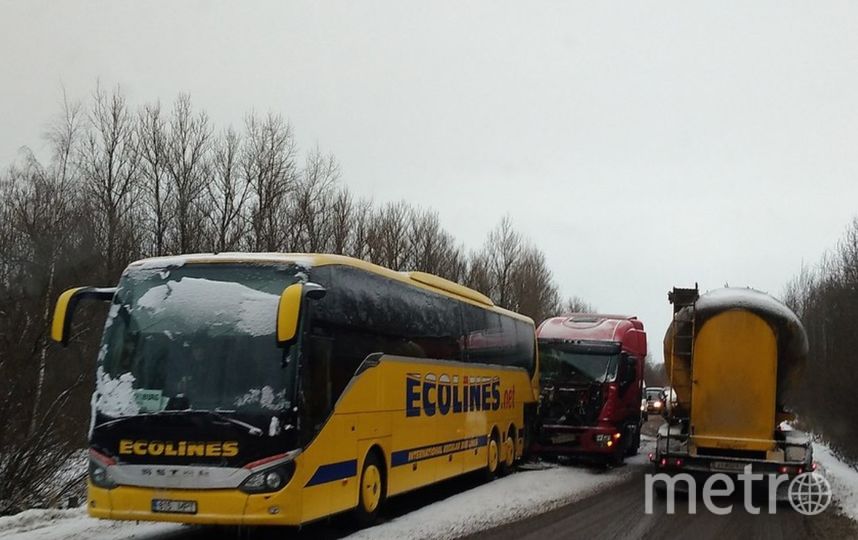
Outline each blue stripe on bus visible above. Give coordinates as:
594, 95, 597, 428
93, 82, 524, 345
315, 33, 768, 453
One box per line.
391, 435, 489, 467
305, 459, 358, 487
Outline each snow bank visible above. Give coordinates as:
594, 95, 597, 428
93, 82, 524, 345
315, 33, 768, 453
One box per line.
815, 442, 858, 523
347, 464, 634, 540
0, 507, 183, 540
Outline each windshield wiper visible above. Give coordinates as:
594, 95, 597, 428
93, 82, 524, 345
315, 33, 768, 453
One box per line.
202, 410, 264, 436
95, 409, 266, 436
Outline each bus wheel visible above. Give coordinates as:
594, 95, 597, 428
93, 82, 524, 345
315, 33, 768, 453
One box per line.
355, 452, 385, 526
484, 432, 500, 480
498, 428, 516, 476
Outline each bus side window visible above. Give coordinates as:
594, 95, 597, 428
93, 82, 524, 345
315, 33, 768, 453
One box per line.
303, 329, 334, 433
515, 319, 536, 374
463, 305, 534, 372
463, 306, 502, 364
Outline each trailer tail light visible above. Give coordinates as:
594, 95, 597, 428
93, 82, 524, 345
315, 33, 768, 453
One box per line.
660, 458, 667, 467
674, 459, 683, 467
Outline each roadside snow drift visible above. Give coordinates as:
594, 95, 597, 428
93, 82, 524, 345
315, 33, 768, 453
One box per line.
346, 463, 635, 540
815, 442, 858, 523
0, 508, 182, 540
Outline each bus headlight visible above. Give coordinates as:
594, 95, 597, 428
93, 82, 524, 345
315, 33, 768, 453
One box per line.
89, 458, 116, 489
240, 462, 295, 494
265, 471, 283, 490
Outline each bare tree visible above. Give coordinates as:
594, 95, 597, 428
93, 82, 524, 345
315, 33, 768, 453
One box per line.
137, 102, 171, 256
78, 84, 140, 278
484, 216, 522, 306
563, 295, 596, 314
207, 128, 248, 252
164, 94, 211, 253
243, 113, 297, 251
290, 148, 340, 252
328, 187, 354, 255
370, 201, 411, 270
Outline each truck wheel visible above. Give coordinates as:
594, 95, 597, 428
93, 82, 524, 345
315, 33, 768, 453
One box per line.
354, 452, 386, 526
625, 424, 641, 457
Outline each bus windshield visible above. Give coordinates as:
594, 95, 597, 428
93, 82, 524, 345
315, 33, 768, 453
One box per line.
96, 263, 301, 419
538, 344, 619, 384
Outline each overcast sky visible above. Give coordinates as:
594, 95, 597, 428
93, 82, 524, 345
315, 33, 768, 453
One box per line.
3, 1, 858, 361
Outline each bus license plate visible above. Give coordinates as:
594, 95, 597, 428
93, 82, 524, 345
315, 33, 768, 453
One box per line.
710, 461, 745, 472
152, 499, 197, 514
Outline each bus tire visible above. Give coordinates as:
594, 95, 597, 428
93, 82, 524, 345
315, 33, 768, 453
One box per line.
484, 430, 501, 481
354, 451, 386, 526
498, 426, 516, 476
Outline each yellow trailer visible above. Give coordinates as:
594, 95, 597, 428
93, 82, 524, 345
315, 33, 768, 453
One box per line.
655, 286, 812, 475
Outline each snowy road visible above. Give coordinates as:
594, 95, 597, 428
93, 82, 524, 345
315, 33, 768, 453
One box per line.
467, 454, 858, 540
0, 455, 638, 540
4, 428, 858, 539
0, 459, 635, 540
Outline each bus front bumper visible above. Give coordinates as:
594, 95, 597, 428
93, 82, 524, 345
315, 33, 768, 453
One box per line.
88, 481, 303, 526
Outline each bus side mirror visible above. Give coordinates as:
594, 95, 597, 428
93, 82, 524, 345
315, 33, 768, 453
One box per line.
277, 282, 326, 346
51, 287, 116, 346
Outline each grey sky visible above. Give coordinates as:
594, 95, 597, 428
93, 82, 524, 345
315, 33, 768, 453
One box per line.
3, 1, 858, 361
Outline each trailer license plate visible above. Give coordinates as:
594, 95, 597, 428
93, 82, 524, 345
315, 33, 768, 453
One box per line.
710, 461, 745, 472
152, 499, 197, 514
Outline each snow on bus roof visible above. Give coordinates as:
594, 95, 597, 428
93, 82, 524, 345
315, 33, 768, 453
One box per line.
128, 252, 317, 269
123, 253, 533, 323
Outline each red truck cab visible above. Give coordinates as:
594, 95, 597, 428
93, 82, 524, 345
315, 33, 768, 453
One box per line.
533, 314, 647, 465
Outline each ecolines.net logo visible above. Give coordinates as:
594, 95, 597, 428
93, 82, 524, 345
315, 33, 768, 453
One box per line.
405, 373, 515, 417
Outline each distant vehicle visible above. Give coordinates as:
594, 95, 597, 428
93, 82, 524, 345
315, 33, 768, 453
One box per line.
659, 386, 677, 416
653, 286, 813, 479
644, 386, 664, 415
51, 253, 539, 527
533, 314, 647, 465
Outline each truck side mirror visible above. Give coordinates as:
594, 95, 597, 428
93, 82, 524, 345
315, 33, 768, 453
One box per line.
619, 354, 637, 386
276, 282, 326, 346
51, 287, 116, 346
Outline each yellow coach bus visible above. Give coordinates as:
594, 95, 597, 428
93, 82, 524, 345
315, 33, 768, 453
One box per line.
52, 253, 538, 526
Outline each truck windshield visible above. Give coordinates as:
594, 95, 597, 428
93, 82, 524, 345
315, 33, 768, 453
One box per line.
96, 263, 301, 419
538, 344, 619, 384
